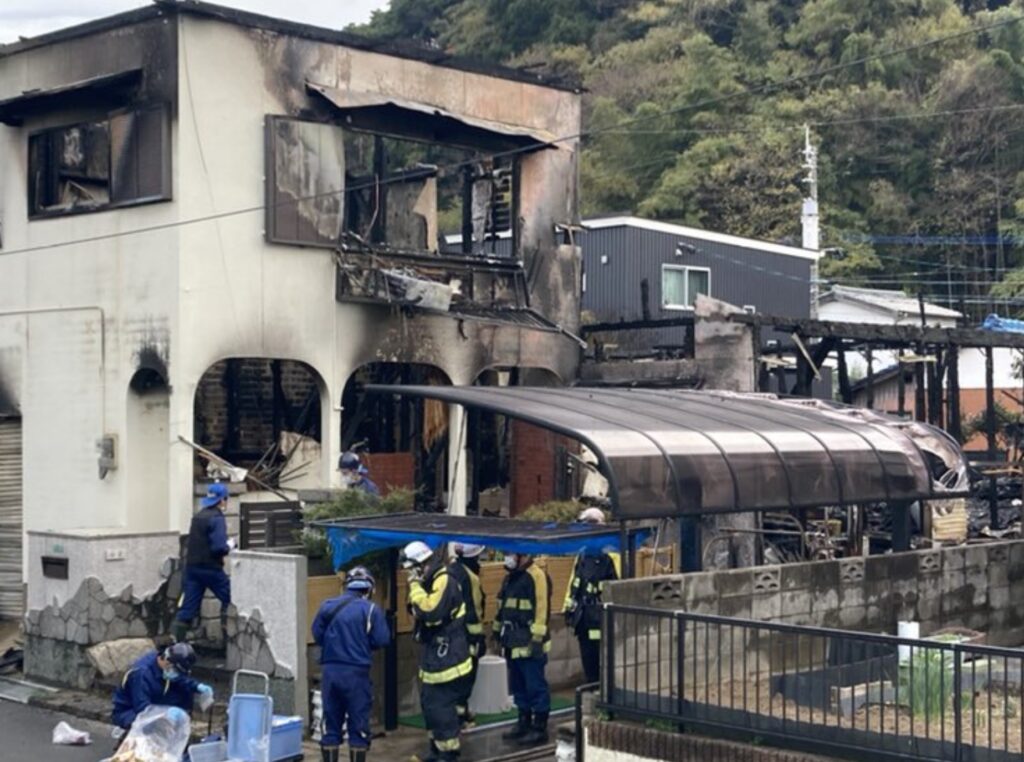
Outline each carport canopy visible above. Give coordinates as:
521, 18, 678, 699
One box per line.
367, 385, 966, 520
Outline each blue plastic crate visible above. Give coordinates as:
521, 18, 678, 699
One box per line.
269, 715, 304, 761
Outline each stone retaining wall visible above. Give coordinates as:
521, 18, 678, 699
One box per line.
23, 530, 180, 688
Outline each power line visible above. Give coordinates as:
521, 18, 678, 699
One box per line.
3, 11, 1023, 258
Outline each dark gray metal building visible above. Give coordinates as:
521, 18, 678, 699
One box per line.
444, 215, 819, 350
579, 216, 818, 349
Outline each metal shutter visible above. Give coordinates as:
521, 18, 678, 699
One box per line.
0, 418, 23, 619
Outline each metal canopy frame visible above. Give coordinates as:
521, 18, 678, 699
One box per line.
367, 385, 968, 521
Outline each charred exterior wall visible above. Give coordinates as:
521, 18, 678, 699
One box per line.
0, 5, 581, 562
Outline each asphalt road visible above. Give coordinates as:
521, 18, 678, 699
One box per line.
0, 699, 115, 762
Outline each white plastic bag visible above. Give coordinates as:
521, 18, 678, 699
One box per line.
197, 690, 215, 712
52, 721, 92, 746
113, 705, 191, 761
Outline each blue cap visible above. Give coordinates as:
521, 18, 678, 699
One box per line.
201, 482, 229, 508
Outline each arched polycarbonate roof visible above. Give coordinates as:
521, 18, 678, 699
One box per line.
367, 386, 968, 520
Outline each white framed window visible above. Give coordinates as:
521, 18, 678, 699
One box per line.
661, 264, 710, 310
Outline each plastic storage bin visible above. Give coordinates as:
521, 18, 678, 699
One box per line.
227, 671, 274, 762
189, 739, 228, 762
269, 715, 304, 761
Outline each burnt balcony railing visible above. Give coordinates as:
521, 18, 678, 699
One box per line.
335, 244, 529, 311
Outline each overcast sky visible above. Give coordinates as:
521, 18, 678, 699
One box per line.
0, 1, 391, 44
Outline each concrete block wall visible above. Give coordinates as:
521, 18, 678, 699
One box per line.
606, 540, 1024, 643
227, 550, 308, 720
602, 540, 1024, 700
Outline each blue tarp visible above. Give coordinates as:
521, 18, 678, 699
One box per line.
324, 523, 648, 570
982, 314, 1024, 334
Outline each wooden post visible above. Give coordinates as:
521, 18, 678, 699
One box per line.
916, 293, 928, 422
986, 346, 998, 456
897, 349, 906, 417
947, 345, 961, 441
837, 346, 852, 404
914, 356, 927, 422
986, 346, 998, 528
865, 346, 875, 409
928, 348, 943, 426
680, 516, 702, 572
891, 501, 912, 553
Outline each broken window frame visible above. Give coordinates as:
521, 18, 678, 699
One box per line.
26, 102, 171, 220
264, 114, 520, 257
661, 264, 711, 310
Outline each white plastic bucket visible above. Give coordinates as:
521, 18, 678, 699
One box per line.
898, 621, 920, 663
469, 655, 513, 715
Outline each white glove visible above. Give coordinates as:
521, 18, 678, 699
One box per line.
406, 566, 423, 584
227, 538, 237, 551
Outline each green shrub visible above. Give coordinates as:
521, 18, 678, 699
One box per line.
300, 487, 415, 577
899, 648, 954, 721
519, 500, 582, 523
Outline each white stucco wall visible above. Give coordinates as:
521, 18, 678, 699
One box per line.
0, 12, 581, 594
25, 529, 179, 610
229, 550, 307, 720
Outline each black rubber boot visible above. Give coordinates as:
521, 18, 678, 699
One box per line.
502, 710, 531, 741
349, 748, 367, 762
171, 620, 188, 643
517, 711, 549, 746
321, 745, 340, 762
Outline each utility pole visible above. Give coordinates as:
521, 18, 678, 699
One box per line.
802, 124, 821, 318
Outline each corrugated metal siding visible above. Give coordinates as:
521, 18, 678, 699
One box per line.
0, 418, 23, 619
581, 226, 813, 347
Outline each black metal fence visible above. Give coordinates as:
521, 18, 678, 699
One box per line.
599, 604, 1024, 761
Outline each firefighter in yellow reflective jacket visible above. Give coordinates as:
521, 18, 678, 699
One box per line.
563, 507, 621, 683
401, 541, 473, 762
494, 552, 551, 747
448, 543, 486, 728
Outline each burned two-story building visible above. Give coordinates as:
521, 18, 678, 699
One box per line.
0, 1, 582, 620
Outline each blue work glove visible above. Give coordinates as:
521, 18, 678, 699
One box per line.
196, 683, 213, 696
167, 706, 188, 724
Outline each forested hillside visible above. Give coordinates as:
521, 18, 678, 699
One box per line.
357, 0, 1024, 315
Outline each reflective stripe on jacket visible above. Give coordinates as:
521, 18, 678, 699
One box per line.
448, 559, 486, 654
408, 563, 473, 683
563, 551, 620, 641
494, 561, 551, 660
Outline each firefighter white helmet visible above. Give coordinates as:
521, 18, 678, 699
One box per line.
400, 541, 433, 568
453, 543, 485, 558
578, 507, 607, 524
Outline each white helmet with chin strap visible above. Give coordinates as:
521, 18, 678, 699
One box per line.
400, 540, 434, 568
453, 542, 485, 558
578, 507, 607, 525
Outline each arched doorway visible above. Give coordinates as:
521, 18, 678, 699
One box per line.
341, 363, 451, 511
192, 358, 325, 490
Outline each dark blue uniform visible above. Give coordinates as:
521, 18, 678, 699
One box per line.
177, 505, 231, 624
351, 475, 380, 496
111, 651, 199, 729
312, 591, 391, 749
